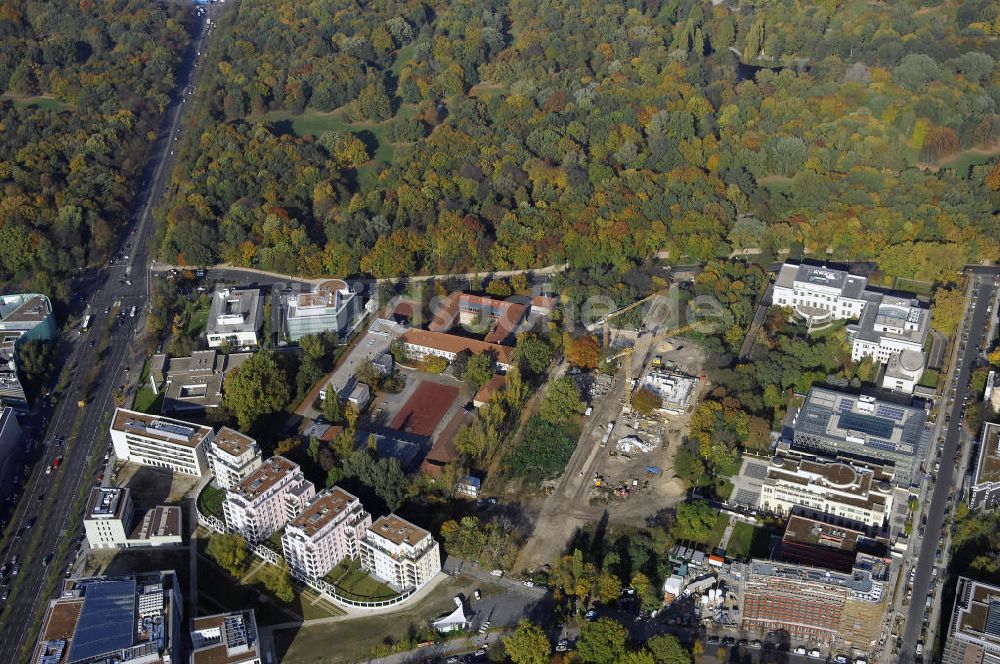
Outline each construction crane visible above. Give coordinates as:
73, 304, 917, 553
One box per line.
605, 322, 699, 407
589, 288, 669, 351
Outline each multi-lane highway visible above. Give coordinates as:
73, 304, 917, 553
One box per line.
899, 269, 999, 662
0, 8, 214, 661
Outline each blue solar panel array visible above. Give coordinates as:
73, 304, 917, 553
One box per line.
838, 412, 894, 439
987, 600, 1000, 638
867, 438, 898, 453
875, 404, 906, 421
838, 399, 855, 413
68, 580, 137, 663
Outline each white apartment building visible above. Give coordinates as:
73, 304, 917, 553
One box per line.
773, 263, 929, 393
206, 288, 263, 348
281, 487, 372, 580
208, 427, 263, 491
110, 408, 213, 476
84, 487, 135, 549
360, 514, 441, 591
758, 456, 895, 531
222, 456, 315, 543
190, 610, 261, 664
84, 487, 183, 549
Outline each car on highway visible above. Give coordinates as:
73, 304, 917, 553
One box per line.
41, 553, 53, 567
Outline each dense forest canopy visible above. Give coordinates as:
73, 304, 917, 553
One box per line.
158, 0, 1000, 291
0, 0, 188, 298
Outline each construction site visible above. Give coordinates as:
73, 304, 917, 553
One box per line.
514, 284, 708, 571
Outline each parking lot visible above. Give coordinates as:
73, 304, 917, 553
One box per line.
309, 319, 405, 416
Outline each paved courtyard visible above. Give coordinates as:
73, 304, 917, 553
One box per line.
729, 456, 768, 509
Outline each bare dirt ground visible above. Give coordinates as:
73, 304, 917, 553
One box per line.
512, 338, 707, 572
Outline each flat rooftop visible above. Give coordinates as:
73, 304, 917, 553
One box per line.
134, 506, 182, 540
783, 513, 863, 551
793, 264, 868, 300
854, 293, 929, 346
86, 487, 130, 521
288, 487, 362, 538
113, 408, 212, 448
207, 288, 262, 334
212, 427, 257, 458
231, 456, 299, 502
766, 456, 892, 512
952, 577, 1000, 647
748, 558, 879, 599
35, 573, 176, 664
974, 423, 1000, 486
369, 514, 429, 547
159, 352, 253, 413
795, 387, 926, 456
191, 611, 260, 664
0, 293, 51, 324
288, 280, 353, 318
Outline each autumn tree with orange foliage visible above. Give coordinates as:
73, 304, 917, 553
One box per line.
564, 334, 601, 370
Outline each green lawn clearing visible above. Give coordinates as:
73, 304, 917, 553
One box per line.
918, 368, 940, 389
274, 576, 470, 664
725, 522, 773, 559
324, 558, 397, 601
131, 386, 163, 414
197, 483, 225, 521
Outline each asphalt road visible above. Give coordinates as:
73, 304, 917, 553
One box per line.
0, 8, 214, 661
899, 271, 999, 662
